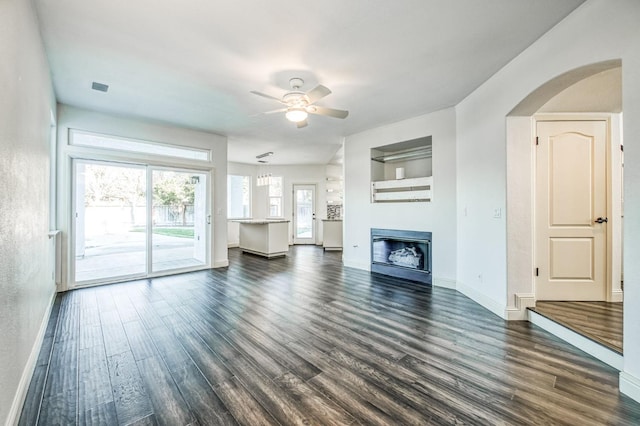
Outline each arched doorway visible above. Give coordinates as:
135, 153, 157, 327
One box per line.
505, 59, 622, 318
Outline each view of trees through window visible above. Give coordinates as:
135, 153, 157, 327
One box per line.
81, 165, 198, 235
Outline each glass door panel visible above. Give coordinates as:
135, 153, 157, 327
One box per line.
293, 184, 316, 244
74, 161, 147, 283
151, 169, 208, 272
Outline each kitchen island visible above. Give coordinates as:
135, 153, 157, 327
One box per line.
235, 219, 290, 258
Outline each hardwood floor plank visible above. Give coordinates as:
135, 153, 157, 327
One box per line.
79, 401, 119, 426
38, 390, 77, 426
136, 356, 195, 426
20, 246, 640, 426
171, 362, 238, 426
122, 320, 158, 361
18, 364, 47, 426
215, 377, 277, 426
107, 350, 154, 425
223, 355, 315, 425
532, 301, 623, 353
101, 309, 132, 357
274, 372, 357, 426
161, 314, 234, 387
307, 372, 402, 426
78, 345, 114, 416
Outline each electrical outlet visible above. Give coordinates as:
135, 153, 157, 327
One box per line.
493, 208, 502, 218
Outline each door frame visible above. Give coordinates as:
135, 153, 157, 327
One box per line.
70, 157, 213, 288
533, 114, 623, 303
147, 166, 211, 276
292, 183, 317, 245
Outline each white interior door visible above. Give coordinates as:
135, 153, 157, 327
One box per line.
535, 120, 607, 300
293, 184, 316, 245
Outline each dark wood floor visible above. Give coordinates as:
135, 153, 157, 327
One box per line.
531, 300, 623, 354
20, 246, 640, 425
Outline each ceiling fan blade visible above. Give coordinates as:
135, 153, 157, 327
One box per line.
306, 85, 332, 104
250, 90, 285, 104
250, 108, 287, 117
297, 119, 308, 129
308, 105, 349, 119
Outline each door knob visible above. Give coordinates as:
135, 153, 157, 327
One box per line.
594, 217, 608, 224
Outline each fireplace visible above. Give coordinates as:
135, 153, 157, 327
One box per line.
371, 228, 432, 284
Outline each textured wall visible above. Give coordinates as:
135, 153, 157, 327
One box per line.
0, 0, 56, 423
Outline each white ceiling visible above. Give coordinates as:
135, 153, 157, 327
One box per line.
34, 0, 585, 165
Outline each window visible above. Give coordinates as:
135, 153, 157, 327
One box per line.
268, 176, 283, 217
70, 129, 210, 161
227, 175, 251, 218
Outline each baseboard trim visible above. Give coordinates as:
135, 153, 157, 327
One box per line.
505, 293, 536, 321
227, 243, 239, 248
213, 259, 229, 268
7, 290, 56, 426
528, 309, 623, 370
610, 289, 623, 303
342, 259, 371, 271
620, 371, 640, 404
456, 281, 506, 320
433, 278, 457, 290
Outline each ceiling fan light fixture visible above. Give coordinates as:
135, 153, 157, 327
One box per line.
285, 108, 308, 123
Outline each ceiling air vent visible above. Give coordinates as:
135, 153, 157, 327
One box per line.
91, 82, 109, 92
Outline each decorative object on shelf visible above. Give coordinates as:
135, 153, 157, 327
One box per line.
395, 167, 405, 180
257, 173, 272, 186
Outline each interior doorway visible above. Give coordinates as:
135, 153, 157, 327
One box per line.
293, 184, 316, 245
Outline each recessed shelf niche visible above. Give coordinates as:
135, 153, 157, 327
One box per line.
370, 136, 432, 203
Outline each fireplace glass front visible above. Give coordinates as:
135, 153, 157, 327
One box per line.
371, 228, 432, 284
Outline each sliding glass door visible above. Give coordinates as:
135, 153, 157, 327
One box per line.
74, 160, 209, 285
151, 169, 208, 273
74, 161, 147, 282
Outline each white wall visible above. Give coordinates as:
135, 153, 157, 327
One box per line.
343, 108, 457, 286
0, 0, 57, 423
227, 162, 260, 246
56, 105, 229, 284
455, 0, 640, 401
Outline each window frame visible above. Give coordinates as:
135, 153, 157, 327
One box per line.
267, 176, 284, 218
69, 129, 211, 162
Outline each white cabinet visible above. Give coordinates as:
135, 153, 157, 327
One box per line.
322, 220, 343, 251
371, 176, 432, 202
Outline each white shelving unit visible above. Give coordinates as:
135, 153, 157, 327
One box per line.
370, 136, 433, 203
371, 176, 432, 202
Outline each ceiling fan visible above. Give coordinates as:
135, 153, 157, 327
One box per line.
251, 78, 349, 128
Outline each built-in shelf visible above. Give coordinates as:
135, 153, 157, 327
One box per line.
370, 136, 432, 203
371, 146, 432, 163
371, 176, 432, 202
